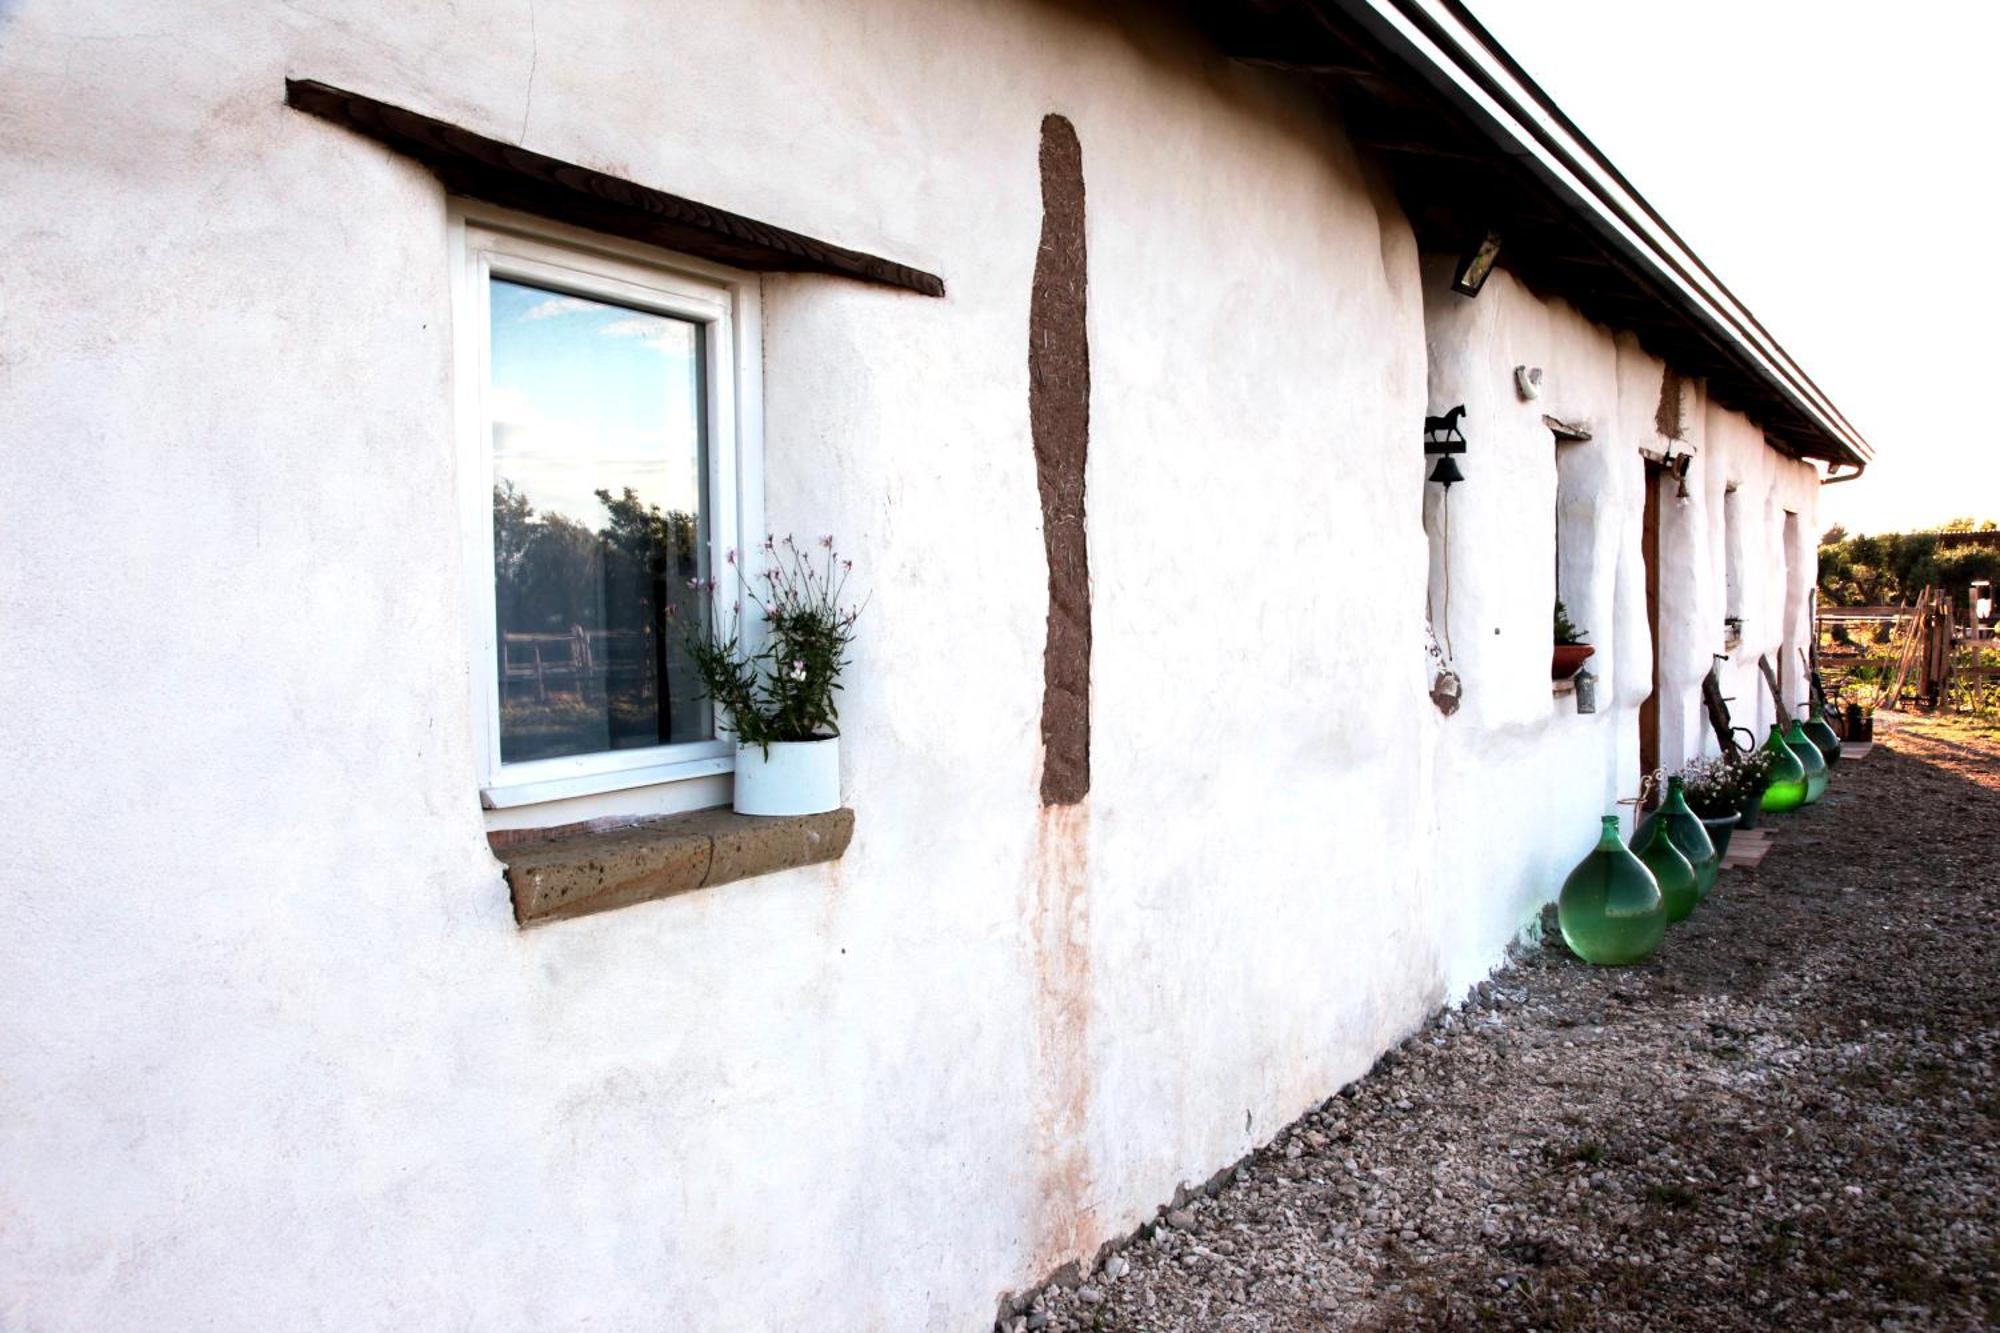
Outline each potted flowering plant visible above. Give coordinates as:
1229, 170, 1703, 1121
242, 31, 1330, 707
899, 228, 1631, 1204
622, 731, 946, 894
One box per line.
682, 535, 861, 816
1728, 744, 1777, 830
1553, 600, 1595, 681
1677, 748, 1773, 850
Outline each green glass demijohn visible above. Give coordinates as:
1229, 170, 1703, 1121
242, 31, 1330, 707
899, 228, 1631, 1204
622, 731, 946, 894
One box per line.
1784, 718, 1829, 805
1632, 807, 1701, 922
1558, 816, 1667, 965
1803, 704, 1843, 768
1632, 776, 1719, 904
1759, 724, 1809, 813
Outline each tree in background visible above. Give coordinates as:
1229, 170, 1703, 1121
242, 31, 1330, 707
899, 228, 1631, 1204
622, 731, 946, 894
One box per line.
1819, 522, 2000, 612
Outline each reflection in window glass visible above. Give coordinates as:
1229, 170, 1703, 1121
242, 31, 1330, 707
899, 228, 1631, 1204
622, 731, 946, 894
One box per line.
488, 277, 709, 763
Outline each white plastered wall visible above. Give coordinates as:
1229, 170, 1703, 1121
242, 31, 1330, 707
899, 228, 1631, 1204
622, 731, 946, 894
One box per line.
1417, 266, 1819, 999
1695, 403, 1824, 752
0, 1, 1444, 1328
1420, 263, 1635, 997
0, 0, 1822, 1327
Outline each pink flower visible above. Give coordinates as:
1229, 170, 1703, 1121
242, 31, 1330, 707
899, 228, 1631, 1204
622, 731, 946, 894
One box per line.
819, 534, 835, 549
725, 548, 737, 565
842, 559, 853, 572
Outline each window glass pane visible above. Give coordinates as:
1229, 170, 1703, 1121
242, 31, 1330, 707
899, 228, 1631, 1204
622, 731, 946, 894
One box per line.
488, 277, 710, 764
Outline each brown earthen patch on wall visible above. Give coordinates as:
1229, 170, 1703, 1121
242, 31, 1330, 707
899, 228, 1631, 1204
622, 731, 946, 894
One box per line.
1031, 112, 1092, 807
1655, 366, 1688, 442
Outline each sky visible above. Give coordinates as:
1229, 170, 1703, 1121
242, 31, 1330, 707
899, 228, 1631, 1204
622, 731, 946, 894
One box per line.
1469, 0, 2000, 538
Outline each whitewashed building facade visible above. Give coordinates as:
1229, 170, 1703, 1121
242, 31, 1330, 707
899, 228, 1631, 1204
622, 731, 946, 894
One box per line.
0, 0, 1871, 1328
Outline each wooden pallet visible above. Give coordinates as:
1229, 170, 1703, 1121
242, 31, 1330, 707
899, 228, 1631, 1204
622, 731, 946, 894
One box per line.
1840, 741, 1874, 761
1720, 828, 1776, 870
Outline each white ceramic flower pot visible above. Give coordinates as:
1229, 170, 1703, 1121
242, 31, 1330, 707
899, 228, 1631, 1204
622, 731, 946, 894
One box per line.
733, 737, 841, 816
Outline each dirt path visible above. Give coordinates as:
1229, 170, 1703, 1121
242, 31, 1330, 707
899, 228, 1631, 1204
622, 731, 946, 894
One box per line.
1019, 716, 1999, 1331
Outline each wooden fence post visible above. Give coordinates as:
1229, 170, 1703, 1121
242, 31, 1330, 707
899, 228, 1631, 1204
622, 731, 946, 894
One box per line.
1885, 586, 1933, 710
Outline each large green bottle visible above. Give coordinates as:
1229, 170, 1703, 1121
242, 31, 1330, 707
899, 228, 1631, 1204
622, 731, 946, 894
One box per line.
1632, 809, 1700, 922
1759, 724, 1809, 812
1784, 718, 1829, 805
1803, 704, 1842, 768
1632, 776, 1719, 903
1558, 816, 1666, 965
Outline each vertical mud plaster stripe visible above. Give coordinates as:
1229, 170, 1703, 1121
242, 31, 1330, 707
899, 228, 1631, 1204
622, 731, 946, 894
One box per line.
1021, 115, 1099, 1290
1032, 113, 1091, 806
1655, 367, 1688, 442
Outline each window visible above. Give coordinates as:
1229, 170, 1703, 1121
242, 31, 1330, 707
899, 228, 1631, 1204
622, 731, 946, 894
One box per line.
1722, 484, 1744, 633
452, 207, 763, 810
1553, 426, 1594, 687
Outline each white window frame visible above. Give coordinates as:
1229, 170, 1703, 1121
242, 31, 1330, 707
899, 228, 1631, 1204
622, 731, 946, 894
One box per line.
449, 202, 764, 810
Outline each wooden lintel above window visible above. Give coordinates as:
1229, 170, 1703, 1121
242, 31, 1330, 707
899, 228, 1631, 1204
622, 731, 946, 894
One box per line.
284, 79, 945, 298
1543, 414, 1592, 443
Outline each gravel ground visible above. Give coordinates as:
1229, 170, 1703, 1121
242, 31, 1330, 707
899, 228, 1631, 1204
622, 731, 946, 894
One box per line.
1014, 715, 1999, 1331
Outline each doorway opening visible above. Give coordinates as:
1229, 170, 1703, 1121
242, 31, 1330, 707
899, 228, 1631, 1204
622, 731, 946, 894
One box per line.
1639, 460, 1666, 804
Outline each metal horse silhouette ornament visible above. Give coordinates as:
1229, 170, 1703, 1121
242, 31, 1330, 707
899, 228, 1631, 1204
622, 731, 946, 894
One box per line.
1424, 405, 1467, 450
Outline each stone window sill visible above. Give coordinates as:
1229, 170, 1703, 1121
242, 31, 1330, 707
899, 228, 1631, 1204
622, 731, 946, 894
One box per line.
497, 807, 855, 926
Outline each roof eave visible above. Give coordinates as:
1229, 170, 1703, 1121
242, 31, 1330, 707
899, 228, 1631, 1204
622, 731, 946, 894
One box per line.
1320, 0, 1871, 469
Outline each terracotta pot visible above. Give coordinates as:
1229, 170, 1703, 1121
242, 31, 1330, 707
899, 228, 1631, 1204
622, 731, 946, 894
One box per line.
1552, 643, 1596, 681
